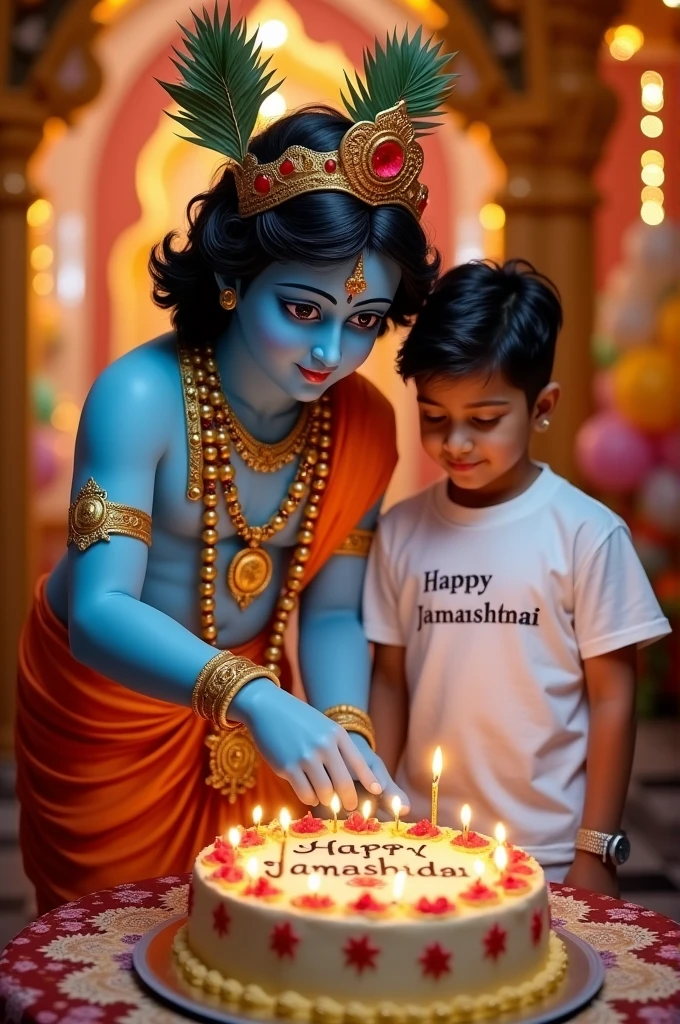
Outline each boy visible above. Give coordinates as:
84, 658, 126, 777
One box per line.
364, 260, 671, 895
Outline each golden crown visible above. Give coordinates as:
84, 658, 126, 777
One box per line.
233, 101, 428, 220
160, 7, 456, 223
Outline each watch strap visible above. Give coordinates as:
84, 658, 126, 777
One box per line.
575, 827, 613, 862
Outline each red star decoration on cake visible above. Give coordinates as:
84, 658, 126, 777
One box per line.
419, 942, 452, 980
483, 923, 507, 961
343, 935, 381, 974
187, 881, 194, 916
270, 921, 300, 960
531, 910, 543, 946
212, 901, 230, 938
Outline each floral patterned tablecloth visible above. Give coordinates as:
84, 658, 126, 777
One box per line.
0, 878, 678, 1024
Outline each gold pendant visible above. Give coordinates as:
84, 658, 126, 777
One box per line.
227, 545, 273, 610
205, 725, 259, 802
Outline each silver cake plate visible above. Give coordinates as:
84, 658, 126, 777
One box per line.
133, 916, 605, 1024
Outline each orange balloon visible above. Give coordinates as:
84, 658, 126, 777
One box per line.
657, 295, 680, 356
613, 346, 680, 433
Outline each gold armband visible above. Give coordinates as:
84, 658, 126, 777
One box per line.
324, 703, 376, 751
335, 528, 374, 557
67, 478, 152, 552
192, 651, 281, 730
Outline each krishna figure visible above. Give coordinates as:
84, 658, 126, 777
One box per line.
15, 5, 456, 912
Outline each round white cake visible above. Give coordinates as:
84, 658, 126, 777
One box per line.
174, 812, 567, 1022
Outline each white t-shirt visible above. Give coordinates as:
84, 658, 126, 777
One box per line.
363, 466, 671, 866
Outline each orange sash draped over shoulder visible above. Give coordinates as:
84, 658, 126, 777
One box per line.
16, 373, 397, 914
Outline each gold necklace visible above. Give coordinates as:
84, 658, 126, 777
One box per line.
223, 399, 312, 473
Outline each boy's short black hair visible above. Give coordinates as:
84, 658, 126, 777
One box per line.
397, 259, 563, 407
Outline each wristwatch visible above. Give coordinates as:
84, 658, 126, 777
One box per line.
575, 828, 631, 866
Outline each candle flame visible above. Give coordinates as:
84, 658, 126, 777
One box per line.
461, 804, 471, 829
246, 857, 259, 880
391, 795, 402, 817
362, 800, 372, 821
330, 793, 341, 815
308, 871, 321, 894
253, 805, 263, 827
474, 859, 485, 880
494, 822, 506, 845
432, 746, 443, 781
392, 870, 407, 902
280, 808, 291, 834
228, 828, 241, 850
494, 845, 508, 874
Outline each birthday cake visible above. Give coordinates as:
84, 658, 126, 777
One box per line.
173, 812, 567, 1021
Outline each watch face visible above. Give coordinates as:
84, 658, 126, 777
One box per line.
611, 834, 631, 865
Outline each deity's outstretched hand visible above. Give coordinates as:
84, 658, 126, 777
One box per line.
348, 733, 410, 816
231, 680, 384, 810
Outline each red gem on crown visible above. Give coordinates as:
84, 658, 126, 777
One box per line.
279, 159, 295, 176
324, 159, 337, 173
371, 140, 404, 179
254, 174, 272, 194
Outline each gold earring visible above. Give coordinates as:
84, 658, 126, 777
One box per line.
219, 287, 237, 311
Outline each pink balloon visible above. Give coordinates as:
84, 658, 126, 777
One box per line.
592, 369, 616, 410
658, 429, 680, 476
575, 411, 655, 493
32, 428, 59, 489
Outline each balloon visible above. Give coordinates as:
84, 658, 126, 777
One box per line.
613, 346, 680, 433
32, 427, 59, 489
32, 376, 56, 424
575, 412, 655, 493
592, 369, 616, 411
656, 294, 680, 357
639, 467, 680, 535
658, 429, 680, 475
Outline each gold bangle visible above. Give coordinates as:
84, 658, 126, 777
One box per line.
68, 478, 152, 551
192, 652, 280, 729
334, 528, 374, 557
324, 704, 376, 751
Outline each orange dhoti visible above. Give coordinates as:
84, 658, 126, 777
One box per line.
15, 374, 396, 914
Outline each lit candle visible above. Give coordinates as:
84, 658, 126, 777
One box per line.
330, 793, 341, 833
280, 808, 291, 837
246, 856, 259, 881
308, 871, 321, 895
253, 805, 263, 834
431, 747, 443, 827
493, 843, 508, 882
461, 804, 471, 839
362, 800, 372, 822
392, 795, 402, 832
392, 869, 407, 905
494, 822, 506, 848
473, 858, 485, 881
228, 827, 241, 856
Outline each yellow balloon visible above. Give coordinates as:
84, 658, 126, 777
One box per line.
613, 346, 680, 433
657, 295, 680, 356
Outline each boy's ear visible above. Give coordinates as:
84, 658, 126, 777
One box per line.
532, 382, 560, 433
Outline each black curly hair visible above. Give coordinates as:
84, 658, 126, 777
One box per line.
149, 106, 441, 344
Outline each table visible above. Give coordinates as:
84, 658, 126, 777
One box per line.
1, 877, 678, 1024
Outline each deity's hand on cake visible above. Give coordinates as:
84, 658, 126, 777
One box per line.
347, 733, 410, 816
232, 685, 382, 808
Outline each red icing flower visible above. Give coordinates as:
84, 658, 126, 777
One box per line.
508, 846, 529, 864
292, 893, 335, 911
419, 942, 452, 980
270, 921, 300, 959
290, 812, 327, 835
348, 893, 389, 914
187, 881, 194, 916
450, 831, 489, 849
344, 811, 381, 833
346, 877, 386, 888
498, 874, 529, 893
531, 910, 543, 946
239, 828, 266, 848
212, 902, 230, 938
243, 877, 281, 898
461, 879, 497, 903
210, 864, 244, 885
406, 819, 442, 839
510, 862, 535, 875
344, 935, 381, 974
484, 923, 507, 961
415, 896, 455, 916
205, 839, 236, 865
